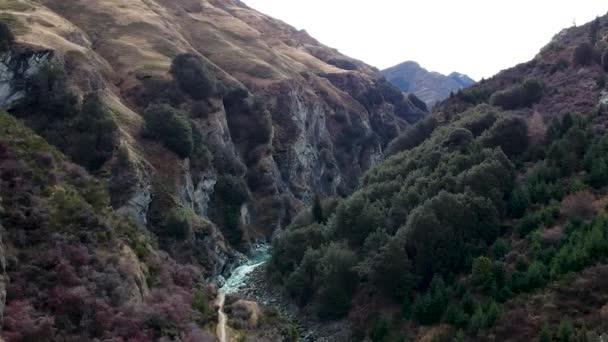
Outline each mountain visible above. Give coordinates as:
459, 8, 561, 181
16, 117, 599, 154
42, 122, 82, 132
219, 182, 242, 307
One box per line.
382, 61, 475, 107
0, 0, 428, 340
269, 14, 608, 341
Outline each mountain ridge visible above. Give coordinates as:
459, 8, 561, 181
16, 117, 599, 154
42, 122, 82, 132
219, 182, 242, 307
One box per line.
382, 60, 475, 107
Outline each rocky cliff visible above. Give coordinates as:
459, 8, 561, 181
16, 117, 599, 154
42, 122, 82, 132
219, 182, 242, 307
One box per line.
382, 60, 475, 107
1, 0, 419, 253
0, 0, 423, 338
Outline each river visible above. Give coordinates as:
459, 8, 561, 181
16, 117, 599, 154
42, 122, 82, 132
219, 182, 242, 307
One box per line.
216, 245, 271, 342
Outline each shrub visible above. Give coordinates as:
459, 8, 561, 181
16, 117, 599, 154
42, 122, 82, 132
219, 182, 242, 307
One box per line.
334, 194, 385, 246
144, 104, 193, 158
316, 243, 358, 320
367, 239, 415, 300
0, 20, 14, 52
572, 42, 594, 67
602, 49, 608, 72
17, 62, 79, 118
215, 175, 248, 206
560, 191, 596, 221
539, 322, 552, 342
385, 116, 438, 156
480, 116, 529, 157
457, 87, 492, 105
558, 319, 574, 342
370, 316, 390, 342
472, 256, 494, 288
412, 275, 448, 325
171, 53, 217, 100
68, 93, 119, 170
164, 207, 192, 239
492, 239, 509, 260
489, 79, 543, 110
311, 193, 324, 223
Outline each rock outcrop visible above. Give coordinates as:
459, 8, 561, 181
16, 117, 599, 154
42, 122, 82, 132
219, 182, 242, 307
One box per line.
2, 0, 416, 255
0, 48, 53, 109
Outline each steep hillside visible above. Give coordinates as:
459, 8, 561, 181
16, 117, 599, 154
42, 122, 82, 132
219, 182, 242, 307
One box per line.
382, 61, 475, 107
0, 0, 423, 263
0, 0, 428, 339
269, 14, 608, 342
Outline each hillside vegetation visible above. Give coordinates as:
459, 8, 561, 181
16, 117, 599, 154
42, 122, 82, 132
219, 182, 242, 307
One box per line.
269, 14, 608, 342
0, 0, 426, 339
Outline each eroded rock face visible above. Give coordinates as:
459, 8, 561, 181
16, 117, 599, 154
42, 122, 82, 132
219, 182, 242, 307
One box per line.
0, 49, 53, 110
5, 0, 419, 277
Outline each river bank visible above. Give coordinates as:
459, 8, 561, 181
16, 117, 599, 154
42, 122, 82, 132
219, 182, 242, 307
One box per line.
234, 266, 352, 342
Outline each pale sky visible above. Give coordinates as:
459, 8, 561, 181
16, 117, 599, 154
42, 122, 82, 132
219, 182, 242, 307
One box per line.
243, 0, 607, 80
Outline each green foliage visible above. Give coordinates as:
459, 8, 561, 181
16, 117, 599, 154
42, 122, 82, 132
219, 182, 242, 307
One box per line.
0, 19, 14, 52
365, 239, 415, 300
558, 319, 574, 342
403, 191, 500, 281
13, 63, 119, 172
144, 104, 193, 158
270, 223, 327, 278
223, 204, 242, 245
268, 105, 542, 327
385, 116, 438, 156
334, 193, 385, 246
492, 239, 509, 260
584, 135, 608, 187
489, 79, 543, 110
67, 93, 119, 170
312, 193, 325, 223
215, 175, 248, 206
192, 288, 214, 325
17, 62, 79, 118
163, 207, 192, 239
370, 316, 390, 342
285, 248, 322, 305
550, 216, 608, 277
316, 243, 358, 320
171, 53, 217, 100
469, 300, 500, 333
539, 323, 553, 342
412, 275, 448, 325
456, 87, 492, 105
480, 116, 529, 157
508, 186, 530, 218
472, 256, 494, 288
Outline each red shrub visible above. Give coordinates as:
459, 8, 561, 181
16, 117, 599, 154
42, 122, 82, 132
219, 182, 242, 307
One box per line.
64, 244, 91, 267
2, 300, 56, 342
560, 191, 597, 220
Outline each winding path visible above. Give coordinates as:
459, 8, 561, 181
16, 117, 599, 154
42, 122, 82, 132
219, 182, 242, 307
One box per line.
215, 245, 270, 342
216, 292, 227, 342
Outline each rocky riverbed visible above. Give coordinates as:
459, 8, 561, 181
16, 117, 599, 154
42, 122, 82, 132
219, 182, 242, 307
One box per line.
233, 266, 352, 342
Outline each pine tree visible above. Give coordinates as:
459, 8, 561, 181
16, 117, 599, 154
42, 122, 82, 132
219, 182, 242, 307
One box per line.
539, 323, 553, 342
312, 193, 325, 223
558, 319, 574, 342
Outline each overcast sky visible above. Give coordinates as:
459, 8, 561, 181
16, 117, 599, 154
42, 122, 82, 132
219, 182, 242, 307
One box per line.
243, 0, 607, 80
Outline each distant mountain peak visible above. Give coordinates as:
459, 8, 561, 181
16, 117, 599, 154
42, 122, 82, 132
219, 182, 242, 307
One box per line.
382, 62, 475, 107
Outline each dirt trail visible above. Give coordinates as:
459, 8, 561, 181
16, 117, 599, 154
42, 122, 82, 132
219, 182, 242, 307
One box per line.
216, 292, 227, 342
215, 245, 270, 342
